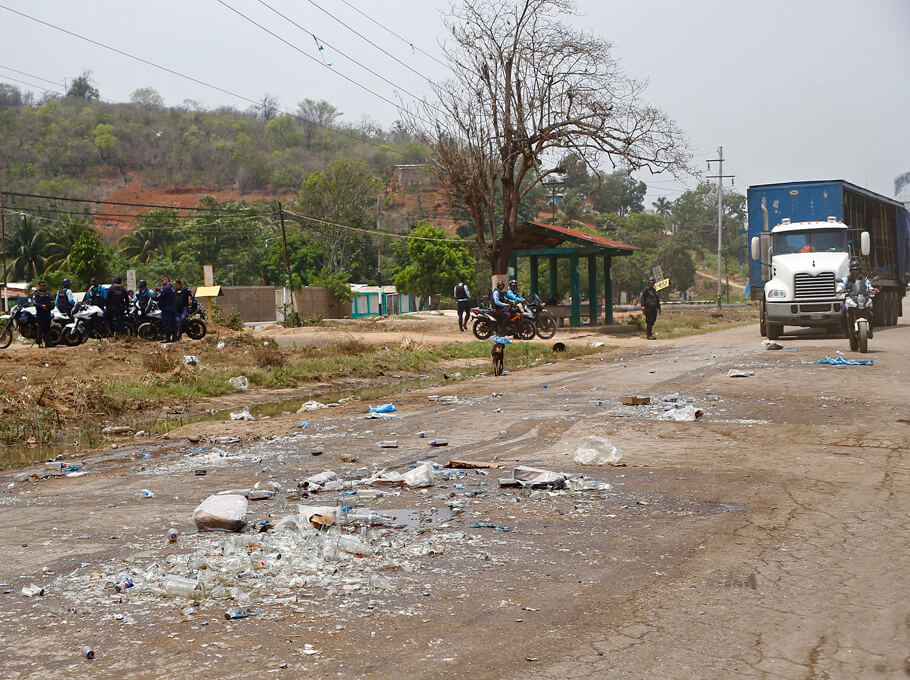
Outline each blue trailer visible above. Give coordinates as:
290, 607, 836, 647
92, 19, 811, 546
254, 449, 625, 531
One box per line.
747, 179, 910, 335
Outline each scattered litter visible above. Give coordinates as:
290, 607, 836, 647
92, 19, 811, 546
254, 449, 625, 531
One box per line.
727, 369, 755, 378
21, 584, 44, 597
658, 404, 704, 421
228, 375, 249, 391
229, 408, 256, 421
80, 646, 95, 660
470, 522, 512, 532
298, 400, 328, 412
140, 489, 155, 498
371, 462, 435, 488
591, 341, 605, 348
446, 459, 499, 469
216, 341, 226, 350
369, 403, 397, 414
416, 431, 434, 438
193, 494, 248, 532
762, 339, 784, 350
428, 395, 459, 405
506, 466, 566, 489
620, 396, 650, 405
490, 335, 513, 344
225, 606, 260, 620
101, 425, 132, 435
803, 355, 874, 366
377, 440, 398, 448
182, 355, 201, 367
310, 444, 324, 456
573, 435, 622, 466
298, 421, 312, 428
428, 439, 448, 447
648, 369, 656, 374
300, 470, 338, 491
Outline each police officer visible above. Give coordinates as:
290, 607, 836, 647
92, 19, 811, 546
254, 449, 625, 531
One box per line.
33, 280, 55, 347
105, 276, 129, 335
55, 278, 75, 316
155, 276, 177, 343
639, 277, 661, 340
454, 277, 471, 332
492, 280, 511, 336
174, 280, 195, 340
506, 280, 526, 307
87, 277, 107, 309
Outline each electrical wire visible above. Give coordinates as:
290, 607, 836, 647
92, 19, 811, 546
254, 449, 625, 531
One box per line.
336, 0, 449, 69
0, 64, 63, 88
0, 190, 275, 213
283, 208, 457, 242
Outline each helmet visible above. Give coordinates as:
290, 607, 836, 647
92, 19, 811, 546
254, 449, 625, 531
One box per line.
509, 279, 518, 287
849, 258, 862, 270
648, 276, 656, 283
138, 280, 146, 287
62, 278, 71, 288
496, 280, 505, 288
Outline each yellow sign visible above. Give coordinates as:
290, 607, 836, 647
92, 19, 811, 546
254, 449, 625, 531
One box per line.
655, 278, 670, 291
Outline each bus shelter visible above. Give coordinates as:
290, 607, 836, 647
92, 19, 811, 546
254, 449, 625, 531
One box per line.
509, 221, 637, 327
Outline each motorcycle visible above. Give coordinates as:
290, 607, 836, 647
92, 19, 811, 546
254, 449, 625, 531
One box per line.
526, 295, 557, 339
840, 276, 877, 353
471, 304, 536, 340
137, 301, 206, 340
2, 304, 71, 346
63, 301, 129, 344
0, 303, 22, 349
183, 301, 207, 340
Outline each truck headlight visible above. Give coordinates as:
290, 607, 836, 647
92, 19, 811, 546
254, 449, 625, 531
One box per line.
767, 289, 787, 299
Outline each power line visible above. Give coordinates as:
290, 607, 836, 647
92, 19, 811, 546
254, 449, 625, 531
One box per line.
292, 0, 440, 87
215, 0, 415, 117
0, 72, 63, 96
337, 0, 449, 69
283, 208, 457, 242
0, 64, 63, 88
0, 190, 275, 213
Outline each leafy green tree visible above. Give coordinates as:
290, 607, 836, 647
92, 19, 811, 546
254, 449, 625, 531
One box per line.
129, 87, 164, 109
296, 159, 381, 274
671, 183, 746, 263
44, 214, 93, 272
69, 230, 111, 287
119, 209, 178, 262
652, 196, 672, 216
392, 222, 476, 300
590, 171, 646, 215
66, 71, 99, 100
296, 99, 341, 147
656, 235, 696, 292
93, 123, 118, 160
7, 215, 46, 281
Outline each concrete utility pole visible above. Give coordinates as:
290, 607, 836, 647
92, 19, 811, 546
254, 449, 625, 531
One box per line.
0, 192, 6, 312
707, 147, 735, 310
376, 191, 383, 316
277, 202, 299, 326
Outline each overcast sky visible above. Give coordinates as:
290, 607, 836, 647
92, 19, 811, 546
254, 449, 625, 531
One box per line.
2, 0, 908, 207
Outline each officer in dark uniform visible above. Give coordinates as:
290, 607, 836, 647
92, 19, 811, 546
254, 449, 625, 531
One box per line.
33, 280, 55, 347
155, 276, 177, 343
87, 277, 107, 309
174, 280, 195, 341
55, 278, 75, 316
134, 280, 153, 314
639, 277, 661, 340
105, 276, 129, 335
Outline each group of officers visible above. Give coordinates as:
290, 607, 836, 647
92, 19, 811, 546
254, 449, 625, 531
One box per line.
31, 275, 196, 347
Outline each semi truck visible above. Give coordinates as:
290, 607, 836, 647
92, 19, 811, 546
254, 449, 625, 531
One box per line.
747, 179, 910, 339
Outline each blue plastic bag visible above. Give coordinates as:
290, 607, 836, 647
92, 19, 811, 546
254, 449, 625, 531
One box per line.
491, 335, 512, 344
369, 403, 397, 413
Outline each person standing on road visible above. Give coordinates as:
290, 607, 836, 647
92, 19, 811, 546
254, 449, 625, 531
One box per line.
33, 280, 55, 347
105, 276, 129, 335
174, 280, 195, 340
155, 276, 177, 343
454, 277, 471, 332
640, 277, 661, 340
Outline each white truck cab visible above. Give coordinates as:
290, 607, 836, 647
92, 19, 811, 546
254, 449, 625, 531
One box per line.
750, 217, 869, 339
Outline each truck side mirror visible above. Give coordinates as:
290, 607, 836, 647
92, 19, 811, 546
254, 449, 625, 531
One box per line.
860, 231, 870, 256
750, 236, 761, 262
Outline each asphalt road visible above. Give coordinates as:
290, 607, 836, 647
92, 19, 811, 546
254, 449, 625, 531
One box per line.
1, 306, 907, 679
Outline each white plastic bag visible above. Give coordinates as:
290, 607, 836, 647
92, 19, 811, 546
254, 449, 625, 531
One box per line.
230, 408, 255, 421
193, 494, 248, 532
182, 355, 200, 367
573, 435, 622, 466
229, 375, 249, 390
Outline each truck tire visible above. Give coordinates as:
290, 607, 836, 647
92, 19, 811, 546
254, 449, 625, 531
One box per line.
759, 303, 767, 337
766, 323, 782, 340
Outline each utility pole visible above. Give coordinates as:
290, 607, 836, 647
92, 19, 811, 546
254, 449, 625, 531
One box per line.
707, 147, 735, 310
0, 192, 6, 312
376, 191, 383, 316
277, 202, 298, 326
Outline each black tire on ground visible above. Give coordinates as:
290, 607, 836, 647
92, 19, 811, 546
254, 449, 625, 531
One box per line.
858, 322, 868, 353
62, 327, 84, 346
0, 326, 12, 349
766, 323, 782, 340
516, 317, 536, 340
535, 312, 557, 339
138, 323, 159, 340
48, 326, 63, 345
472, 318, 494, 340
184, 318, 207, 340
849, 332, 858, 351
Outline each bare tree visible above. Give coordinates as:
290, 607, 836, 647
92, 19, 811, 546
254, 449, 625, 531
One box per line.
412, 0, 690, 278
296, 99, 342, 147
259, 93, 280, 121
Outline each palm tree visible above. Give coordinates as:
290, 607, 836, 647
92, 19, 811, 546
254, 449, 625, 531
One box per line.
44, 214, 94, 272
652, 196, 672, 216
118, 225, 174, 262
7, 215, 47, 281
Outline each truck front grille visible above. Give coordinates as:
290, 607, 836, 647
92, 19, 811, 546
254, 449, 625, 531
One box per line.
793, 272, 836, 299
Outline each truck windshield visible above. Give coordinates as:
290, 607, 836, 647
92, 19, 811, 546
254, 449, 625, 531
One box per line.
772, 229, 848, 255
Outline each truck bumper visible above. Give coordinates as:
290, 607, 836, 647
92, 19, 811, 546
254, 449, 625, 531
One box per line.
766, 300, 843, 327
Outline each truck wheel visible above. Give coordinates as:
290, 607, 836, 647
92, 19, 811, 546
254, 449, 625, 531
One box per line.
759, 303, 767, 337
857, 322, 868, 353
766, 323, 781, 340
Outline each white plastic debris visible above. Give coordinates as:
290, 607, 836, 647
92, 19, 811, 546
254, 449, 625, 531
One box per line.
182, 355, 201, 367
193, 494, 248, 532
229, 408, 255, 421
299, 505, 342, 528
216, 341, 226, 350
761, 339, 783, 350
21, 584, 44, 597
511, 465, 567, 488
228, 375, 249, 390
301, 470, 338, 490
573, 435, 622, 466
298, 400, 328, 412
659, 404, 704, 421
727, 369, 755, 378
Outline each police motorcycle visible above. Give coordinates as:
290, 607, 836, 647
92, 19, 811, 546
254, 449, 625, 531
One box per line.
183, 301, 207, 340
470, 303, 535, 340
0, 303, 23, 348
839, 274, 878, 354
63, 300, 126, 344
1, 302, 71, 346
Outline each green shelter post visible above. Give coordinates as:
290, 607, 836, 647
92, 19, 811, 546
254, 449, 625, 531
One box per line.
548, 256, 558, 301
603, 255, 613, 325
570, 253, 580, 327
587, 255, 597, 325
529, 255, 539, 298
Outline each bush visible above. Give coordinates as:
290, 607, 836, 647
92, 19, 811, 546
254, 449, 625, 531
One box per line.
143, 351, 177, 373
252, 339, 286, 367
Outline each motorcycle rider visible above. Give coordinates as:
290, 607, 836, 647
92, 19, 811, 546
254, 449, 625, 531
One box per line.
174, 280, 195, 341
492, 280, 512, 336
134, 280, 153, 314
33, 280, 55, 347
639, 277, 661, 340
105, 275, 129, 335
55, 279, 75, 316
838, 258, 878, 338
155, 276, 177, 343
87, 277, 107, 309
506, 280, 526, 309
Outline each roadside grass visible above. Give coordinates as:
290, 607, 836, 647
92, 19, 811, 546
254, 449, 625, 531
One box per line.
651, 306, 759, 339
104, 339, 608, 403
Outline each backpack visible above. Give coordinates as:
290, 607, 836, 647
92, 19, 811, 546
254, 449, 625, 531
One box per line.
107, 285, 127, 309
455, 283, 467, 300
